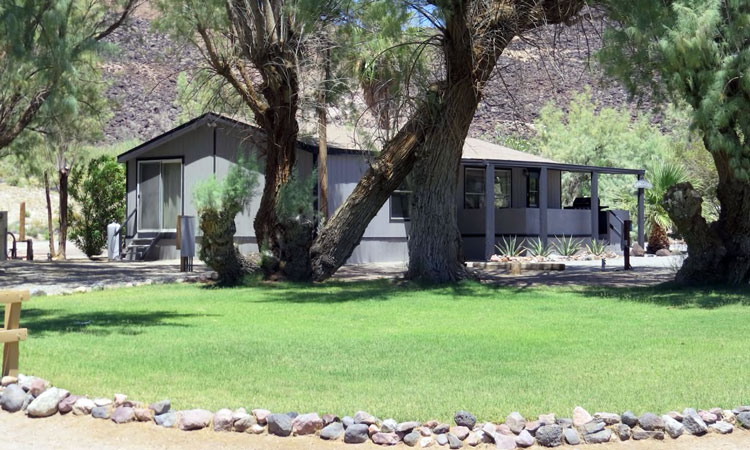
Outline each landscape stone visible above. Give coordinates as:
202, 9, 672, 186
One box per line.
293, 413, 325, 435
621, 410, 638, 427
321, 422, 345, 440
113, 394, 128, 407
419, 426, 433, 436
515, 430, 534, 448
594, 412, 620, 425
354, 411, 379, 425
403, 431, 420, 447
22, 393, 33, 411
722, 410, 735, 424
91, 406, 111, 419
134, 408, 153, 422
436, 434, 448, 446
615, 423, 631, 441
1, 384, 27, 412
505, 412, 526, 434
1, 376, 17, 387
492, 434, 516, 449
369, 424, 381, 436
523, 420, 541, 434
381, 419, 398, 433
709, 407, 723, 418
537, 414, 555, 425
433, 423, 450, 434
736, 412, 750, 428
632, 430, 664, 440
639, 413, 664, 431
451, 426, 470, 441
423, 420, 439, 429
28, 378, 47, 397
663, 415, 684, 438
496, 424, 513, 436
26, 387, 62, 417
683, 408, 708, 435
178, 409, 213, 431
397, 421, 421, 433
149, 399, 171, 416
72, 398, 96, 416
253, 408, 271, 425
286, 411, 299, 419
58, 395, 81, 414
581, 420, 604, 434
583, 429, 612, 444
630, 243, 645, 256
655, 248, 671, 256
420, 436, 435, 448
454, 411, 477, 429
535, 424, 562, 447
213, 408, 234, 431
373, 432, 399, 446
249, 424, 265, 434
322, 413, 339, 425
93, 398, 112, 407
345, 423, 371, 444
667, 411, 684, 422
710, 421, 733, 434
342, 416, 354, 429
555, 418, 572, 428
563, 427, 580, 445
447, 433, 463, 449
464, 433, 480, 446
267, 413, 293, 437
111, 406, 135, 424
233, 415, 256, 432
155, 410, 177, 428
699, 410, 718, 424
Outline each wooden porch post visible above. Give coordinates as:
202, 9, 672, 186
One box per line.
637, 174, 645, 248
539, 167, 548, 246
590, 171, 599, 241
484, 163, 495, 260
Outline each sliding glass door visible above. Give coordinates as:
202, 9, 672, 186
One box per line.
137, 160, 182, 231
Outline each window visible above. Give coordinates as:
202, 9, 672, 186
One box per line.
464, 167, 485, 209
390, 180, 411, 220
494, 169, 511, 208
527, 169, 540, 208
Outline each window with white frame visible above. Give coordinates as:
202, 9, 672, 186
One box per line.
390, 180, 411, 220
464, 167, 485, 209
494, 169, 512, 208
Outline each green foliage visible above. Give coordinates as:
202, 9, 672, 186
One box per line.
524, 237, 553, 257
599, 0, 750, 180
495, 236, 525, 257
194, 155, 260, 217
585, 239, 609, 257
276, 169, 317, 222
174, 72, 249, 124
69, 156, 126, 257
553, 235, 583, 257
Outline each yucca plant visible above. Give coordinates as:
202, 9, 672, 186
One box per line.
495, 236, 525, 257
645, 163, 686, 253
524, 237, 553, 257
553, 235, 583, 257
585, 239, 609, 257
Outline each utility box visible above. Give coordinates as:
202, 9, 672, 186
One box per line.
0, 211, 7, 261
180, 216, 195, 272
107, 223, 121, 261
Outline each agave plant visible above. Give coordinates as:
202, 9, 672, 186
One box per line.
495, 236, 525, 257
553, 235, 583, 257
585, 239, 609, 257
524, 237, 553, 257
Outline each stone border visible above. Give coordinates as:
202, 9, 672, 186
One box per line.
1, 374, 748, 448
466, 262, 565, 271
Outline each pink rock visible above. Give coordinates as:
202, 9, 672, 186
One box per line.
372, 432, 399, 445
699, 410, 718, 424
419, 426, 433, 436
495, 433, 518, 449
538, 414, 556, 425
524, 420, 541, 433
451, 426, 470, 440
497, 424, 513, 436
113, 394, 128, 407
59, 395, 81, 414
252, 408, 271, 425
572, 406, 593, 427
292, 413, 324, 435
134, 408, 153, 422
213, 408, 234, 431
29, 379, 46, 397
369, 424, 380, 437
178, 409, 213, 431
423, 420, 439, 429
111, 406, 135, 424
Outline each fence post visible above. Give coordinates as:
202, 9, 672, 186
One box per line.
0, 211, 6, 261
624, 220, 632, 270
19, 202, 25, 242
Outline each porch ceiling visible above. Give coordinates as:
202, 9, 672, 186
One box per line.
461, 158, 645, 176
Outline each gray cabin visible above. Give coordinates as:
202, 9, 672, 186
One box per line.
117, 113, 646, 264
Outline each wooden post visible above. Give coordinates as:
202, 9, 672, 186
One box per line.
19, 202, 25, 242
590, 172, 599, 241
0, 211, 6, 261
176, 215, 182, 250
484, 163, 496, 260
1, 290, 29, 378
539, 167, 548, 246
624, 219, 632, 270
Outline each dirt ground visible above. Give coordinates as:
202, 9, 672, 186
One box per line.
1, 412, 748, 450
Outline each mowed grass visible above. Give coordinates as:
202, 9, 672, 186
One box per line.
18, 280, 750, 422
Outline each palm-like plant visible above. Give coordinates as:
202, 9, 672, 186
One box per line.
644, 163, 686, 253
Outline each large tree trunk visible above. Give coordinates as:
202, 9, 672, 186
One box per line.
44, 171, 56, 258
664, 149, 750, 284
57, 168, 68, 260
199, 209, 255, 284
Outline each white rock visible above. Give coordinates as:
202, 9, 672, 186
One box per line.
73, 398, 96, 415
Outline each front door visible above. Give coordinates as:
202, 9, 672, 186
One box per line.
137, 160, 182, 231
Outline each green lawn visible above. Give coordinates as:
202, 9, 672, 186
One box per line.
18, 280, 750, 423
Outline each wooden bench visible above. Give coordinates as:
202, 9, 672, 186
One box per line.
1, 290, 29, 377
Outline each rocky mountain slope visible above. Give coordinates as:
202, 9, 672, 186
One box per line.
100, 10, 645, 147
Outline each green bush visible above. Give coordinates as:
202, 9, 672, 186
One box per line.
69, 156, 125, 257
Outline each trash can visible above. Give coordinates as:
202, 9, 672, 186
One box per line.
107, 222, 121, 261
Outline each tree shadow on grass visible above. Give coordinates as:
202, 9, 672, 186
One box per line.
19, 308, 206, 336
578, 282, 750, 309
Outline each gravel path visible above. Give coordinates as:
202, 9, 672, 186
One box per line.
1, 412, 749, 450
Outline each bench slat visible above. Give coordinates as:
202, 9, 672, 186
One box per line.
0, 291, 30, 304
0, 328, 27, 343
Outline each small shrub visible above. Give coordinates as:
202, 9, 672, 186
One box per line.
524, 237, 553, 257
586, 239, 609, 256
495, 235, 525, 257
553, 235, 582, 257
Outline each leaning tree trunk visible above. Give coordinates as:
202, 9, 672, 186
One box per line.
57, 168, 69, 260
199, 209, 255, 284
664, 152, 750, 284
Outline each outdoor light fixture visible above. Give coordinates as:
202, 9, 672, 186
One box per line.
633, 179, 653, 189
